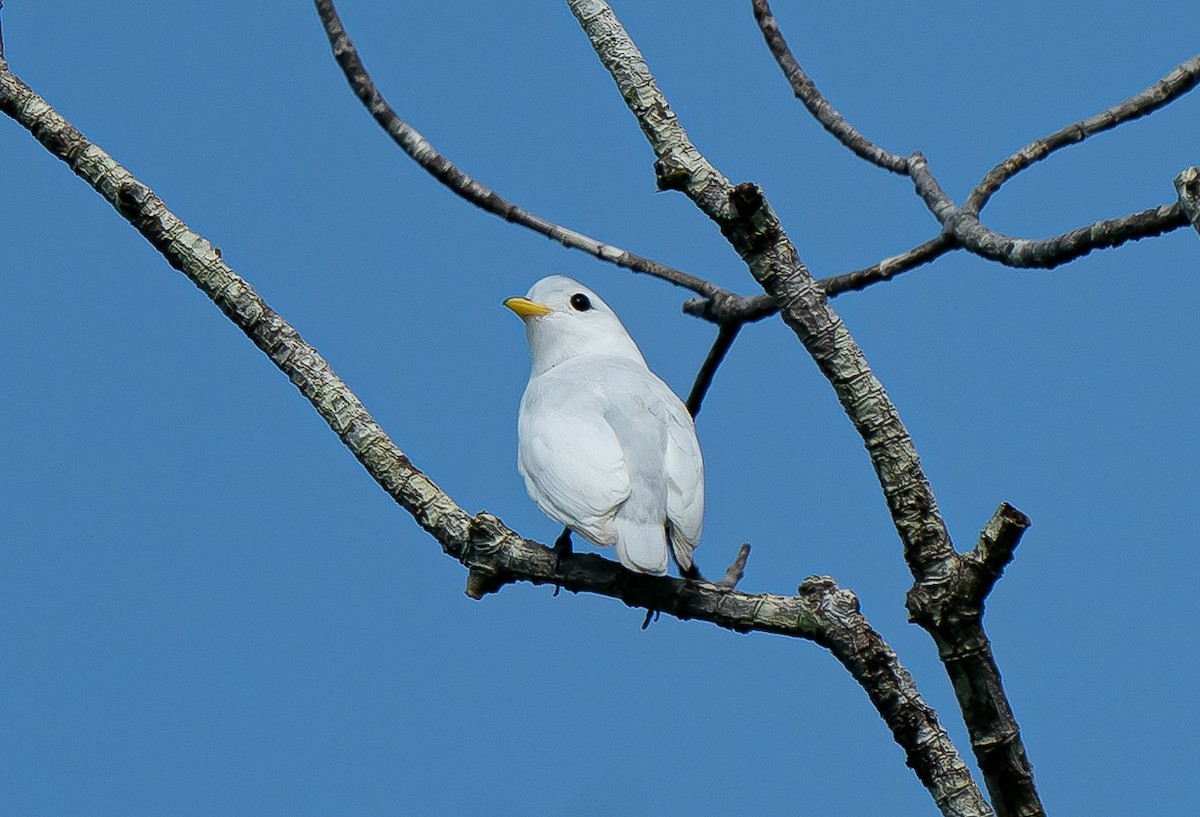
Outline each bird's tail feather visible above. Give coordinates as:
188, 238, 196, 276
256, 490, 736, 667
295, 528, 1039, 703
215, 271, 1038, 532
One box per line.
614, 518, 669, 576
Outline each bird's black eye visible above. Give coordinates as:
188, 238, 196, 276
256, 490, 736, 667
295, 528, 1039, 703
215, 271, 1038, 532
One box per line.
569, 293, 592, 312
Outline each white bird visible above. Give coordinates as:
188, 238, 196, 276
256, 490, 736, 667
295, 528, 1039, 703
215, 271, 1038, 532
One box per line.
504, 275, 703, 577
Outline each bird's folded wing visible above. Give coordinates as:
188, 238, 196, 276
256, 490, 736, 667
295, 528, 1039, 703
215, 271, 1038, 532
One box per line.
518, 409, 631, 546
663, 402, 704, 566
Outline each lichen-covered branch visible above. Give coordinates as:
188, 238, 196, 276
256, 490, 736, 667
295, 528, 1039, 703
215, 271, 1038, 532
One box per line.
0, 62, 469, 555
907, 504, 1038, 817
563, 4, 1064, 815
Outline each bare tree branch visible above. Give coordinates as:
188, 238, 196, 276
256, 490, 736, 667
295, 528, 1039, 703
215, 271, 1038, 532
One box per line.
749, 4, 1198, 294
819, 235, 955, 296
682, 291, 775, 324
1176, 166, 1200, 234
0, 50, 768, 635
963, 503, 1031, 607
311, 0, 728, 302
750, 0, 909, 174
910, 153, 1189, 268
908, 504, 1037, 817
965, 54, 1200, 215
685, 322, 741, 416
683, 232, 955, 322
9, 2, 1184, 811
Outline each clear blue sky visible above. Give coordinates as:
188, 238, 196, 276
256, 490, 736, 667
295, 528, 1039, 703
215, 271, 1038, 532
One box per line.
2, 2, 1197, 815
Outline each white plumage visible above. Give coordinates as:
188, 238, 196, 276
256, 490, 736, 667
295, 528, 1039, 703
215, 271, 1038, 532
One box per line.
505, 275, 703, 576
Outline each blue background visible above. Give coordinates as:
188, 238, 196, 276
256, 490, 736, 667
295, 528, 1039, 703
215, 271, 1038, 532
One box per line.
2, 2, 1197, 814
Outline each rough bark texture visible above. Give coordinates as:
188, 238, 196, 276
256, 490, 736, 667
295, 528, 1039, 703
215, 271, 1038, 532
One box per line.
1176, 167, 1200, 234
907, 504, 1039, 817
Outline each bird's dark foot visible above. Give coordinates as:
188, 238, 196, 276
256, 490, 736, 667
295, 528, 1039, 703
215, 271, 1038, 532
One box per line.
679, 563, 702, 581
551, 528, 573, 597
641, 609, 660, 630
553, 527, 574, 555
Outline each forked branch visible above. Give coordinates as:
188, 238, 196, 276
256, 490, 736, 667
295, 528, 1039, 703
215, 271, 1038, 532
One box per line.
753, 1, 1199, 294
909, 153, 1188, 268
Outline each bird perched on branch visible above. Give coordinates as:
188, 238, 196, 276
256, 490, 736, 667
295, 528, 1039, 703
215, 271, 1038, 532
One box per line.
504, 275, 703, 577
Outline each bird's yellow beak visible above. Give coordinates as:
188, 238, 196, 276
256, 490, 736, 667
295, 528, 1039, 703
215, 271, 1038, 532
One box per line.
504, 297, 552, 319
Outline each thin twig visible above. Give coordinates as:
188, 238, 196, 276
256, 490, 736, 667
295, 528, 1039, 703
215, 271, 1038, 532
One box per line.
819, 235, 955, 296
685, 322, 741, 417
966, 54, 1200, 215
750, 0, 908, 174
312, 0, 727, 301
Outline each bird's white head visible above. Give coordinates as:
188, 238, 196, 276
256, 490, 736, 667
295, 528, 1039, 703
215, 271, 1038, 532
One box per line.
504, 275, 646, 376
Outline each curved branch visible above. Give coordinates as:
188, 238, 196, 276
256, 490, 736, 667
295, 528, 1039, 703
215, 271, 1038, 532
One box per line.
955, 204, 1186, 268
966, 54, 1200, 215
312, 0, 726, 301
750, 0, 909, 174
911, 153, 1189, 268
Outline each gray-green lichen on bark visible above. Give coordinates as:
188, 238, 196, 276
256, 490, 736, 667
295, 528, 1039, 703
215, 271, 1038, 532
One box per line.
1176, 167, 1200, 235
